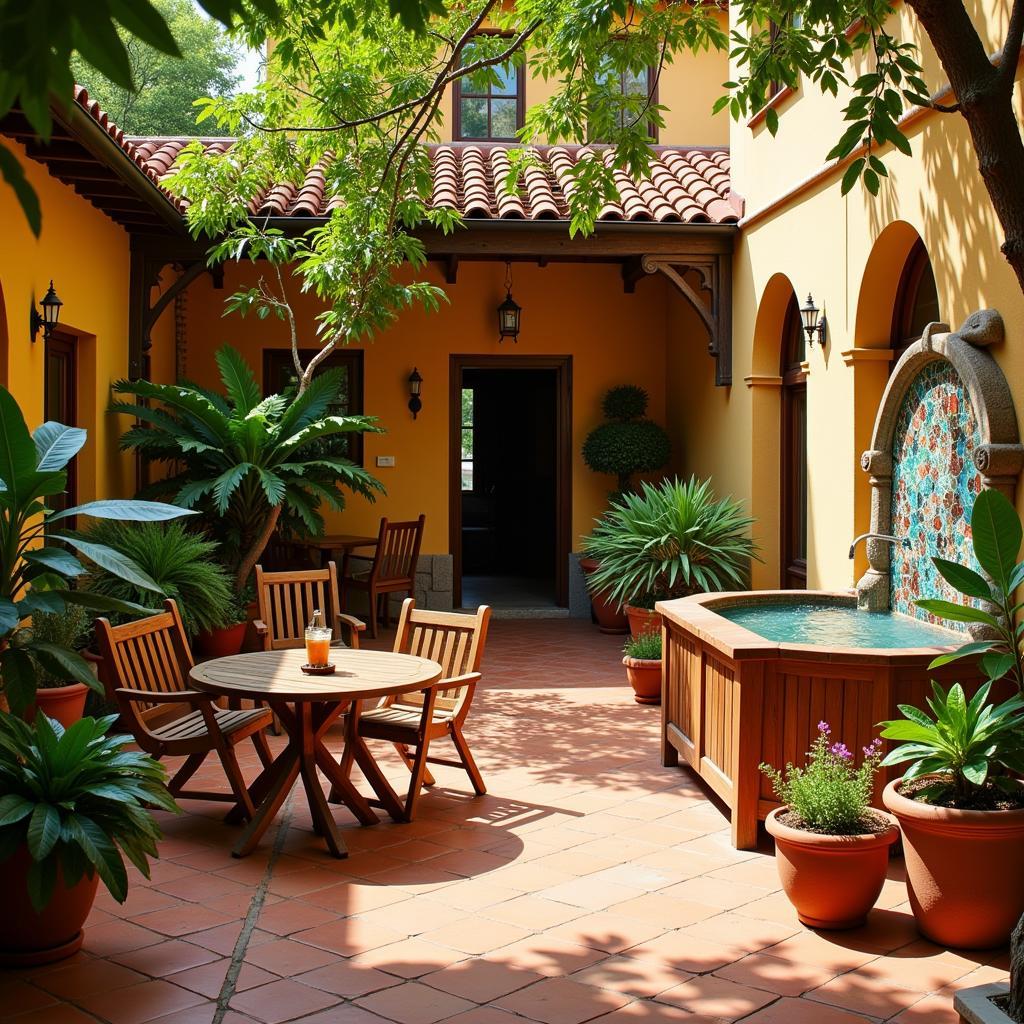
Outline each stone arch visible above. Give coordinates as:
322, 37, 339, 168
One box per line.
854, 220, 926, 350
748, 272, 801, 587
856, 310, 1024, 613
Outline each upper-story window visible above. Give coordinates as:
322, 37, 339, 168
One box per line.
592, 50, 658, 141
453, 38, 524, 141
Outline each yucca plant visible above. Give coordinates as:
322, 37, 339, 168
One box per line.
110, 345, 384, 593
80, 521, 234, 637
0, 385, 192, 716
0, 713, 176, 910
582, 476, 759, 609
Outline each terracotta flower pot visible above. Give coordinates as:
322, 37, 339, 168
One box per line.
196, 622, 247, 658
765, 806, 899, 929
625, 604, 660, 638
579, 558, 628, 634
623, 655, 661, 705
27, 682, 90, 729
883, 778, 1024, 949
0, 844, 99, 967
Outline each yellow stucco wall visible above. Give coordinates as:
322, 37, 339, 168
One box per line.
0, 139, 139, 504
175, 259, 672, 556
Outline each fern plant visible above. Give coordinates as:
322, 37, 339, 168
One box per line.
583, 476, 759, 609
110, 345, 384, 592
80, 521, 234, 637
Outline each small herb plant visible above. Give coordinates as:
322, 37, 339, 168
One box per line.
0, 713, 177, 910
624, 631, 662, 660
27, 605, 90, 688
879, 681, 1024, 807
760, 722, 884, 835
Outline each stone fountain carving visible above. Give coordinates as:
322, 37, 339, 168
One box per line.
857, 309, 1024, 616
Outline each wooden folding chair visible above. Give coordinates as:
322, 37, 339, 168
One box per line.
94, 600, 273, 821
356, 598, 491, 820
340, 515, 425, 638
253, 561, 366, 651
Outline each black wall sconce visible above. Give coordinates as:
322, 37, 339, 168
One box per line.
408, 367, 423, 419
497, 261, 521, 343
800, 292, 827, 346
30, 281, 63, 342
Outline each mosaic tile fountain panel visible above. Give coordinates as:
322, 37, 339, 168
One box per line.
889, 359, 983, 626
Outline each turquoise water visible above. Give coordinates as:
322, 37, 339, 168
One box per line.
718, 601, 958, 649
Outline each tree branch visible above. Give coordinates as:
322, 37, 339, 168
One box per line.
1001, 0, 1024, 90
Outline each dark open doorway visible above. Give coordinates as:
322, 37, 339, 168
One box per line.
450, 355, 571, 610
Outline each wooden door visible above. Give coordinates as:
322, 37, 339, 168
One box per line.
45, 331, 77, 516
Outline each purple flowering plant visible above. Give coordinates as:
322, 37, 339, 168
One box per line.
759, 722, 884, 835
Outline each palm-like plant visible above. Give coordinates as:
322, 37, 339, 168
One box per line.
0, 386, 192, 715
111, 345, 384, 592
582, 476, 759, 609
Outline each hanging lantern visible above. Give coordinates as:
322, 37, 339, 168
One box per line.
497, 261, 521, 343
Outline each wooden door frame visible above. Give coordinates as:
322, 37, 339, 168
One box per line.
44, 330, 78, 513
449, 354, 572, 608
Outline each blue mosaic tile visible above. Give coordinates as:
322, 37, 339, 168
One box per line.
889, 359, 982, 626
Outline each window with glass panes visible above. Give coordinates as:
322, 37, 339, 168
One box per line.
453, 40, 523, 141
593, 57, 657, 141
461, 387, 474, 491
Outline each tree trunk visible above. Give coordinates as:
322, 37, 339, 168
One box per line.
907, 0, 1024, 295
235, 503, 282, 594
1010, 913, 1024, 1019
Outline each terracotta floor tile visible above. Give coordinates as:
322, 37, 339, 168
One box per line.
489, 863, 575, 892
169, 959, 275, 998
484, 934, 608, 977
588, 999, 703, 1021
655, 974, 777, 1020
243, 936, 338, 975
82, 919, 167, 956
714, 951, 835, 996
353, 895, 468, 936
442, 1008, 524, 1024
130, 905, 236, 938
348, 937, 467, 978
571, 954, 693, 998
739, 996, 878, 1023
496, 977, 632, 1024
154, 872, 251, 903
291, 1006, 395, 1024
892, 993, 963, 1022
298, 881, 408, 915
548, 912, 667, 954
420, 916, 530, 955
541, 878, 647, 911
807, 969, 923, 1018
6, 1005, 103, 1024
611, 893, 719, 929
144, 1004, 219, 1024
681, 911, 800, 952
762, 931, 881, 973
662, 876, 772, 909
356, 979, 476, 1024
112, 939, 222, 978
290, 918, 406, 956
622, 930, 743, 974
267, 868, 345, 898
0, 978, 59, 1016
35, 957, 148, 998
230, 978, 341, 1024
422, 879, 521, 912
858, 940, 989, 992
482, 895, 584, 930
295, 959, 403, 997
254, 900, 338, 936
76, 979, 208, 1024
422, 958, 547, 1001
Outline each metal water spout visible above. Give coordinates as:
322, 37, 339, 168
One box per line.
848, 533, 911, 560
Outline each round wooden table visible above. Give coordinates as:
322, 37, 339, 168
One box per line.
190, 648, 442, 858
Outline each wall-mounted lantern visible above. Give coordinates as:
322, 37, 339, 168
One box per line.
497, 261, 521, 343
30, 280, 63, 342
800, 292, 826, 346
408, 367, 423, 419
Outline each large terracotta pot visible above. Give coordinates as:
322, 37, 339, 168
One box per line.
196, 622, 247, 658
883, 778, 1024, 949
0, 845, 100, 967
580, 558, 628, 634
28, 682, 89, 729
623, 656, 661, 705
766, 806, 899, 929
625, 604, 660, 638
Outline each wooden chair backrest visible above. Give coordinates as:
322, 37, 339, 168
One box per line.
390, 599, 491, 714
371, 515, 425, 585
255, 562, 342, 649
94, 599, 194, 728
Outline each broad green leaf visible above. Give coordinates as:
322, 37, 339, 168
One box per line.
24, 547, 86, 577
48, 500, 194, 523
33, 422, 87, 473
216, 345, 261, 415
915, 599, 1000, 627
1, 647, 38, 714
932, 558, 992, 601
27, 804, 60, 860
0, 143, 41, 237
971, 489, 1022, 588
0, 384, 39, 508
29, 644, 102, 691
54, 536, 165, 594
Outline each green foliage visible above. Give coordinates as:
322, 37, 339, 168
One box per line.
27, 605, 90, 689
760, 722, 883, 834
0, 713, 177, 911
80, 522, 233, 637
70, 0, 241, 136
916, 488, 1024, 692
0, 385, 192, 715
110, 346, 384, 592
879, 681, 1024, 806
624, 631, 662, 660
583, 386, 670, 492
582, 476, 759, 608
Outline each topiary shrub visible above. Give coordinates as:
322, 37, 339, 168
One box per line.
583, 385, 671, 493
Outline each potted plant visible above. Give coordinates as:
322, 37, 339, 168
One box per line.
0, 385, 193, 718
198, 588, 253, 657
880, 681, 1024, 949
24, 604, 95, 727
760, 723, 897, 929
582, 476, 759, 636
0, 712, 177, 966
623, 630, 662, 705
110, 346, 383, 601
581, 386, 671, 634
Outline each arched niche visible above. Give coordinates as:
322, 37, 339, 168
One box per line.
857, 310, 1024, 617
853, 221, 926, 350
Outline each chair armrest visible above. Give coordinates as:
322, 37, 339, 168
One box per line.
253, 619, 268, 635
115, 688, 209, 705
428, 672, 481, 693
334, 612, 367, 650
